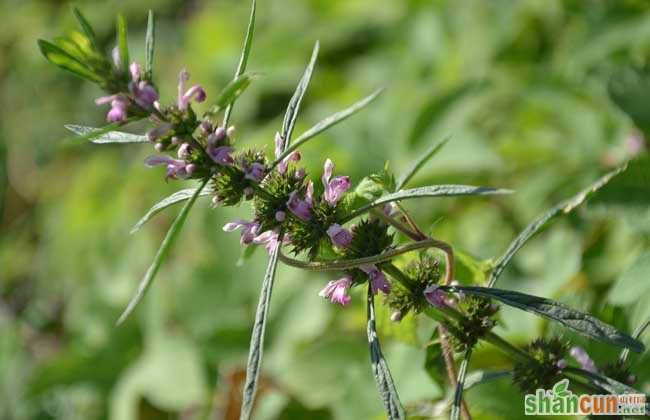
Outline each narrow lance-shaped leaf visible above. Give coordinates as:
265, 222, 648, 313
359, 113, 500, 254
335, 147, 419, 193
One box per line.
442, 286, 645, 353
130, 187, 213, 234
396, 136, 451, 191
223, 0, 256, 127
342, 185, 512, 223
281, 41, 320, 151
463, 370, 511, 391
451, 349, 472, 420
367, 288, 405, 420
65, 124, 148, 144
272, 88, 383, 167
565, 367, 642, 395
487, 165, 626, 287
72, 7, 99, 52
37, 39, 101, 83
620, 314, 650, 363
207, 73, 257, 118
239, 237, 282, 420
116, 14, 129, 73
145, 10, 155, 80
116, 179, 208, 325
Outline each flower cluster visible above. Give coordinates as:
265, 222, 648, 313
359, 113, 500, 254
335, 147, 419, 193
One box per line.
513, 338, 569, 394
441, 295, 500, 353
385, 253, 443, 318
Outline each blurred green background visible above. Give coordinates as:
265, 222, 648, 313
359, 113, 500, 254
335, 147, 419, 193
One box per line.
1, 0, 650, 419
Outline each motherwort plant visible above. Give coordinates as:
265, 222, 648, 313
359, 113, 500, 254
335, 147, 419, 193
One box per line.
40, 2, 649, 419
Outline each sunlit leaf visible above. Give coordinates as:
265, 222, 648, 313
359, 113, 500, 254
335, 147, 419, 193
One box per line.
65, 124, 147, 144
37, 39, 100, 82
72, 7, 99, 52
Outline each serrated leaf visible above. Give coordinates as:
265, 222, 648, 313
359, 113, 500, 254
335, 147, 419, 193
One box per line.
442, 286, 645, 353
130, 187, 213, 234
37, 39, 101, 82
116, 179, 207, 325
72, 7, 99, 52
367, 287, 405, 420
487, 165, 626, 288
565, 367, 641, 395
239, 237, 281, 420
116, 14, 129, 73
273, 89, 383, 165
396, 136, 450, 191
451, 349, 472, 420
223, 0, 256, 127
145, 10, 155, 80
342, 185, 512, 222
281, 41, 319, 151
64, 124, 147, 144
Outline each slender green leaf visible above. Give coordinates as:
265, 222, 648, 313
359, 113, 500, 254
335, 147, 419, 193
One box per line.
396, 136, 451, 191
273, 89, 383, 166
620, 314, 650, 363
239, 237, 282, 420
72, 7, 99, 52
342, 185, 512, 223
442, 286, 645, 353
463, 370, 511, 390
145, 10, 155, 80
278, 238, 438, 271
64, 124, 147, 144
281, 41, 320, 151
37, 39, 100, 82
367, 287, 405, 420
565, 367, 642, 395
487, 165, 626, 287
223, 0, 256, 127
116, 179, 208, 325
130, 187, 213, 234
451, 349, 472, 420
116, 14, 129, 73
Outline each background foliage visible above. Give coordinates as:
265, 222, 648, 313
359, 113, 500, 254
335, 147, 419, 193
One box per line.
1, 0, 649, 419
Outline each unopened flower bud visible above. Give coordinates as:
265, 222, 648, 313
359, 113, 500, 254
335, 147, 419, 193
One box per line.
226, 126, 235, 137
200, 121, 212, 134
244, 187, 254, 200
390, 311, 402, 322
556, 359, 568, 370
171, 136, 182, 145
275, 211, 286, 222
178, 143, 192, 159
154, 143, 164, 152
295, 168, 306, 179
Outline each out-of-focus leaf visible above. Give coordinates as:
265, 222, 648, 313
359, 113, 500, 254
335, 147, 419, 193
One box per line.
281, 41, 320, 151
116, 179, 208, 325
130, 187, 213, 234
620, 314, 650, 363
442, 285, 645, 353
72, 7, 99, 52
223, 0, 256, 127
451, 349, 472, 420
37, 39, 100, 82
609, 65, 650, 135
273, 89, 383, 165
424, 329, 447, 386
608, 251, 650, 305
343, 185, 512, 222
454, 249, 490, 285
145, 10, 155, 80
366, 287, 405, 420
239, 238, 281, 420
116, 14, 129, 73
396, 136, 450, 190
408, 82, 486, 147
65, 124, 148, 144
488, 164, 626, 287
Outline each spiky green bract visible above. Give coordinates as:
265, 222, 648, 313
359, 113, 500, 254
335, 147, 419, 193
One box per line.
513, 338, 568, 394
601, 360, 635, 385
211, 149, 267, 206
342, 219, 394, 282
385, 253, 441, 314
287, 199, 343, 258
444, 296, 500, 353
149, 106, 201, 151
253, 167, 305, 229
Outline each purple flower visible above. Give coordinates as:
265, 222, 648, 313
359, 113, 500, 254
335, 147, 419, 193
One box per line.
223, 220, 261, 245
305, 181, 314, 205
390, 311, 402, 322
278, 151, 301, 174
322, 159, 351, 206
95, 94, 128, 123
199, 121, 212, 135
628, 134, 645, 156
129, 62, 142, 82
556, 359, 568, 370
360, 264, 390, 295
275, 211, 286, 222
178, 143, 192, 159
253, 230, 289, 255
244, 187, 254, 200
287, 190, 312, 221
144, 155, 190, 180
569, 346, 598, 373
130, 81, 158, 109
424, 284, 447, 308
319, 276, 353, 306
274, 132, 284, 159
177, 69, 206, 110
326, 224, 353, 248
244, 162, 265, 182
206, 128, 233, 165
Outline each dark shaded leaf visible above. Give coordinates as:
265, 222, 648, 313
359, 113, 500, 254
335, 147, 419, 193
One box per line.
367, 287, 405, 420
116, 179, 208, 325
65, 124, 147, 144
442, 286, 645, 353
281, 42, 320, 151
396, 136, 450, 191
487, 165, 626, 287
239, 237, 282, 420
145, 10, 155, 80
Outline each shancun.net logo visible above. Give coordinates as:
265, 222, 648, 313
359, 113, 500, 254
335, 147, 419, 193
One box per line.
524, 379, 646, 416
